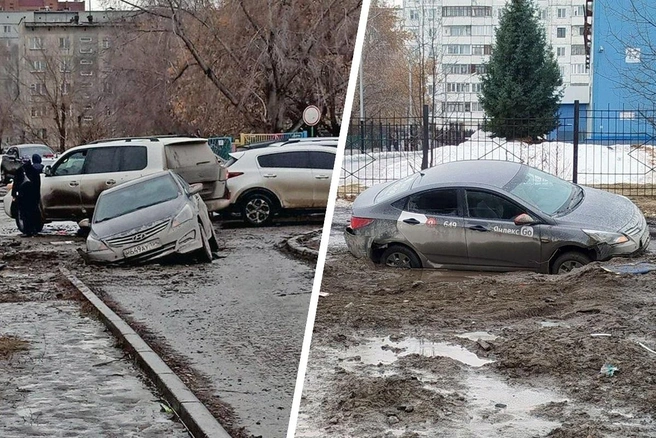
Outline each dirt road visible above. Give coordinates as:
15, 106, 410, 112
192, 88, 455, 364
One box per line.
295, 204, 656, 437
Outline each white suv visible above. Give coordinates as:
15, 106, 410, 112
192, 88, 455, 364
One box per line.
4, 136, 227, 231
217, 140, 336, 226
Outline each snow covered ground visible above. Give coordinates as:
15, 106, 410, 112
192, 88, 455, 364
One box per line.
341, 130, 656, 189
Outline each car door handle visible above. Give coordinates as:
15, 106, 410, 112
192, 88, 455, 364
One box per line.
69, 181, 79, 187
263, 174, 277, 178
106, 179, 116, 185
468, 225, 489, 232
315, 175, 330, 179
403, 218, 421, 225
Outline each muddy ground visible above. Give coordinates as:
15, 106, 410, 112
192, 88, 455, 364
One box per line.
295, 202, 656, 437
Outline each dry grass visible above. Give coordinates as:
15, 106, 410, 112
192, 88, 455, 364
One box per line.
0, 335, 29, 360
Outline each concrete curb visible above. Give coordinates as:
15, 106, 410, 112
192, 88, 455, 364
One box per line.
60, 268, 232, 438
286, 229, 321, 260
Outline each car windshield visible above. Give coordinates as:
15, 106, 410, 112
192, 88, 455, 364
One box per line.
375, 173, 420, 203
504, 166, 582, 215
94, 174, 180, 223
20, 146, 54, 157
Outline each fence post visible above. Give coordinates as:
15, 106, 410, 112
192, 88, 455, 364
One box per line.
573, 99, 579, 184
422, 104, 429, 170
359, 119, 365, 153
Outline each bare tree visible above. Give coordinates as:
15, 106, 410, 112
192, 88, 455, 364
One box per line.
0, 43, 20, 149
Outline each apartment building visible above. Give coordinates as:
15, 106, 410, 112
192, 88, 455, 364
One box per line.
0, 10, 129, 148
402, 0, 591, 120
0, 0, 84, 12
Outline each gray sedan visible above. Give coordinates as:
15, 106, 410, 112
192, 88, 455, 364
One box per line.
345, 161, 649, 274
80, 170, 218, 264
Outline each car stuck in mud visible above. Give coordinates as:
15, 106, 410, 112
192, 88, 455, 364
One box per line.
345, 160, 649, 274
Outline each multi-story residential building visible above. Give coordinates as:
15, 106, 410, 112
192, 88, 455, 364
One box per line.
0, 0, 84, 12
0, 10, 129, 149
402, 0, 591, 123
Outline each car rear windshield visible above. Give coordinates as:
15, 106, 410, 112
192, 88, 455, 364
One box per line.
374, 173, 420, 203
20, 146, 54, 158
504, 167, 580, 215
164, 141, 215, 168
94, 174, 180, 223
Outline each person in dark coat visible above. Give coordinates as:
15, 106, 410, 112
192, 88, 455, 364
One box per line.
12, 154, 44, 237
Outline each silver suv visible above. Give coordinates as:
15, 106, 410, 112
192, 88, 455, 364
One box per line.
4, 136, 227, 230
216, 140, 336, 225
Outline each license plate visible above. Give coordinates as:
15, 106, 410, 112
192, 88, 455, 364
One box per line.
123, 239, 161, 258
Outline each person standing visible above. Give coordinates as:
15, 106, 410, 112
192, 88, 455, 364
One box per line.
11, 154, 44, 236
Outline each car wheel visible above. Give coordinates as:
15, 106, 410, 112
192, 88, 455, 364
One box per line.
197, 222, 213, 263
551, 251, 591, 275
241, 192, 275, 226
380, 245, 422, 269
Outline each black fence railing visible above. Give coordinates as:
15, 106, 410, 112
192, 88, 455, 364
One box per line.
340, 105, 656, 198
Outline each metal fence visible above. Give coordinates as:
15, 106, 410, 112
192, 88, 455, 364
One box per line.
340, 105, 656, 198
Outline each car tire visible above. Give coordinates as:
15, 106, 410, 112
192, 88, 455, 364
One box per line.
551, 251, 591, 275
241, 192, 276, 227
197, 222, 213, 263
380, 245, 422, 269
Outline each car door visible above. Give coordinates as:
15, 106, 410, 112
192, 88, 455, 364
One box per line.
308, 150, 335, 208
464, 189, 543, 270
396, 188, 469, 265
41, 149, 88, 219
256, 151, 314, 208
79, 146, 148, 217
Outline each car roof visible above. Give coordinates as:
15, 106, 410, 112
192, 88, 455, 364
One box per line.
86, 136, 206, 147
13, 144, 51, 149
98, 170, 176, 197
236, 143, 336, 157
413, 160, 523, 189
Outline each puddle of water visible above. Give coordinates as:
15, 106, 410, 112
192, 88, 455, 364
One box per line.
341, 337, 495, 368
463, 372, 564, 436
456, 331, 498, 342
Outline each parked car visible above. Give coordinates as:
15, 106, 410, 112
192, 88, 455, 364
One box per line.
80, 170, 218, 264
216, 141, 336, 226
345, 160, 650, 274
3, 136, 227, 233
1, 144, 57, 184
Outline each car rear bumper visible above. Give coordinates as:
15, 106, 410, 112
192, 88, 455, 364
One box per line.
204, 198, 231, 212
344, 226, 372, 259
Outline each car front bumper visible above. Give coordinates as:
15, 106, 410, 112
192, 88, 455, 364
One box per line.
597, 226, 651, 260
84, 221, 203, 264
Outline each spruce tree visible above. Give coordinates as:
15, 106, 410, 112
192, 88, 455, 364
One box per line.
479, 0, 563, 141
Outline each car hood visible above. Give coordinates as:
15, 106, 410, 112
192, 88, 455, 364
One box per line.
91, 196, 187, 239
352, 181, 395, 214
557, 186, 638, 231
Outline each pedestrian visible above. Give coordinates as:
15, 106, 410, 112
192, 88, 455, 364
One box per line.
11, 154, 43, 237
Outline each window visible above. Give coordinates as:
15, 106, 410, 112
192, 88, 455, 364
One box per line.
29, 83, 46, 95
444, 64, 469, 75
444, 25, 471, 36
442, 102, 473, 113
79, 48, 93, 54
61, 82, 70, 95
102, 38, 110, 49
471, 6, 491, 17
573, 5, 585, 16
103, 82, 113, 94
471, 25, 492, 36
557, 28, 566, 38
471, 82, 482, 93
257, 151, 309, 169
80, 59, 93, 65
3, 25, 10, 33
571, 45, 585, 56
466, 191, 523, 220
59, 37, 70, 49
80, 71, 93, 76
445, 44, 471, 55
409, 9, 419, 20
37, 129, 47, 140
60, 59, 72, 72
29, 37, 43, 50
84, 147, 120, 174
578, 26, 585, 36
308, 151, 335, 170
408, 190, 459, 216
626, 47, 641, 63
447, 82, 470, 93
52, 150, 87, 176
557, 8, 567, 18
556, 47, 566, 57
472, 45, 492, 55
31, 60, 46, 72
572, 63, 588, 74
119, 146, 148, 172
540, 8, 548, 20
559, 65, 566, 76
30, 106, 44, 117
82, 115, 94, 122
474, 64, 488, 74
79, 36, 92, 43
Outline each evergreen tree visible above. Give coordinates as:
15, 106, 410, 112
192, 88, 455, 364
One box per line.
479, 0, 563, 141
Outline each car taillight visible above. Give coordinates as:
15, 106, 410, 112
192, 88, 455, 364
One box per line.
43, 154, 54, 158
350, 217, 374, 230
227, 171, 243, 179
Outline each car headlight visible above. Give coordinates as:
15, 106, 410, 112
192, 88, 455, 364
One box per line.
172, 204, 194, 228
582, 229, 629, 245
86, 233, 109, 252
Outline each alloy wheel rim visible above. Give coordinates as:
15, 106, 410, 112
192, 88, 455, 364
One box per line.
386, 252, 411, 268
245, 198, 270, 224
559, 260, 583, 274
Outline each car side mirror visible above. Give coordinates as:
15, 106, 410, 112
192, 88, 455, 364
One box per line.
188, 183, 203, 196
44, 165, 52, 176
514, 213, 536, 226
78, 218, 90, 229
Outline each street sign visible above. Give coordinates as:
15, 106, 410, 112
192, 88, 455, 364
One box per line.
302, 105, 321, 126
